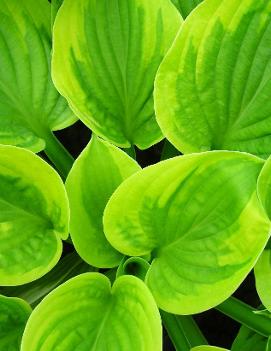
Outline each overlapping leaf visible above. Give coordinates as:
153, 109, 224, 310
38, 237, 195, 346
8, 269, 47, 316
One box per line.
0, 295, 31, 351
66, 136, 141, 268
104, 151, 270, 314
155, 0, 271, 158
0, 145, 69, 285
255, 156, 271, 310
0, 252, 91, 306
0, 0, 75, 152
51, 0, 63, 26
52, 0, 182, 149
21, 273, 162, 351
171, 0, 203, 18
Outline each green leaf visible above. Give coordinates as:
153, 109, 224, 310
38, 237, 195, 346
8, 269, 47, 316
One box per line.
0, 252, 92, 306
0, 0, 76, 152
51, 0, 63, 27
21, 273, 162, 351
52, 0, 182, 149
231, 324, 269, 351
255, 247, 271, 311
0, 145, 69, 285
104, 151, 270, 314
155, 0, 271, 158
66, 135, 141, 268
0, 295, 31, 351
257, 155, 271, 220
171, 0, 203, 18
255, 155, 271, 310
191, 348, 228, 351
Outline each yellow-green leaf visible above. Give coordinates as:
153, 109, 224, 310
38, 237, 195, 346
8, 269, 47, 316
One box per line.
66, 135, 141, 268
0, 0, 76, 152
0, 145, 69, 285
52, 0, 182, 149
0, 295, 31, 351
21, 273, 162, 351
104, 151, 270, 314
155, 0, 271, 158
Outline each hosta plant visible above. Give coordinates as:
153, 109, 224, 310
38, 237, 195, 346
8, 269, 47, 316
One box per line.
1, 0, 271, 350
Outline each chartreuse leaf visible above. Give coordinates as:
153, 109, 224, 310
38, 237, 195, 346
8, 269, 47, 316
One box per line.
0, 145, 69, 286
66, 136, 141, 268
104, 151, 270, 314
191, 347, 228, 351
52, 0, 182, 149
0, 295, 31, 351
21, 273, 162, 351
155, 0, 271, 158
231, 324, 269, 351
255, 156, 271, 310
0, 0, 75, 152
0, 252, 92, 307
171, 0, 203, 18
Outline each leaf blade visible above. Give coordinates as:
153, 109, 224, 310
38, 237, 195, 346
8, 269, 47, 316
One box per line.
21, 273, 162, 351
52, 0, 182, 149
155, 0, 271, 158
104, 151, 270, 313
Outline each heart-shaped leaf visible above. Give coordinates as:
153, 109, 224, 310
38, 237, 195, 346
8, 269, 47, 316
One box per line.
155, 0, 271, 158
0, 145, 69, 285
104, 151, 270, 314
0, 295, 31, 350
66, 135, 141, 268
171, 0, 203, 18
52, 0, 182, 149
0, 0, 76, 152
21, 273, 162, 351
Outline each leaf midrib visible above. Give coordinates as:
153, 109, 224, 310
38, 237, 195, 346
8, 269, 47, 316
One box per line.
90, 297, 114, 350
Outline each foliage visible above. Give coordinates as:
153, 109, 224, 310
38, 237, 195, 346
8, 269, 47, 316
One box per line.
1, 0, 271, 350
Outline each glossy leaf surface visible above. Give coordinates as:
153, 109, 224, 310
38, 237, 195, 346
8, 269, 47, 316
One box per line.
66, 136, 141, 268
171, 0, 203, 18
0, 295, 31, 351
0, 0, 75, 152
155, 0, 271, 158
0, 145, 69, 285
52, 0, 182, 149
104, 151, 270, 313
21, 273, 162, 351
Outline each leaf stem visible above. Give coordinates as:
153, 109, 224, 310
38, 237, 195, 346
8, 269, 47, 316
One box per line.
216, 297, 271, 337
124, 145, 136, 159
43, 130, 74, 179
161, 311, 208, 351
